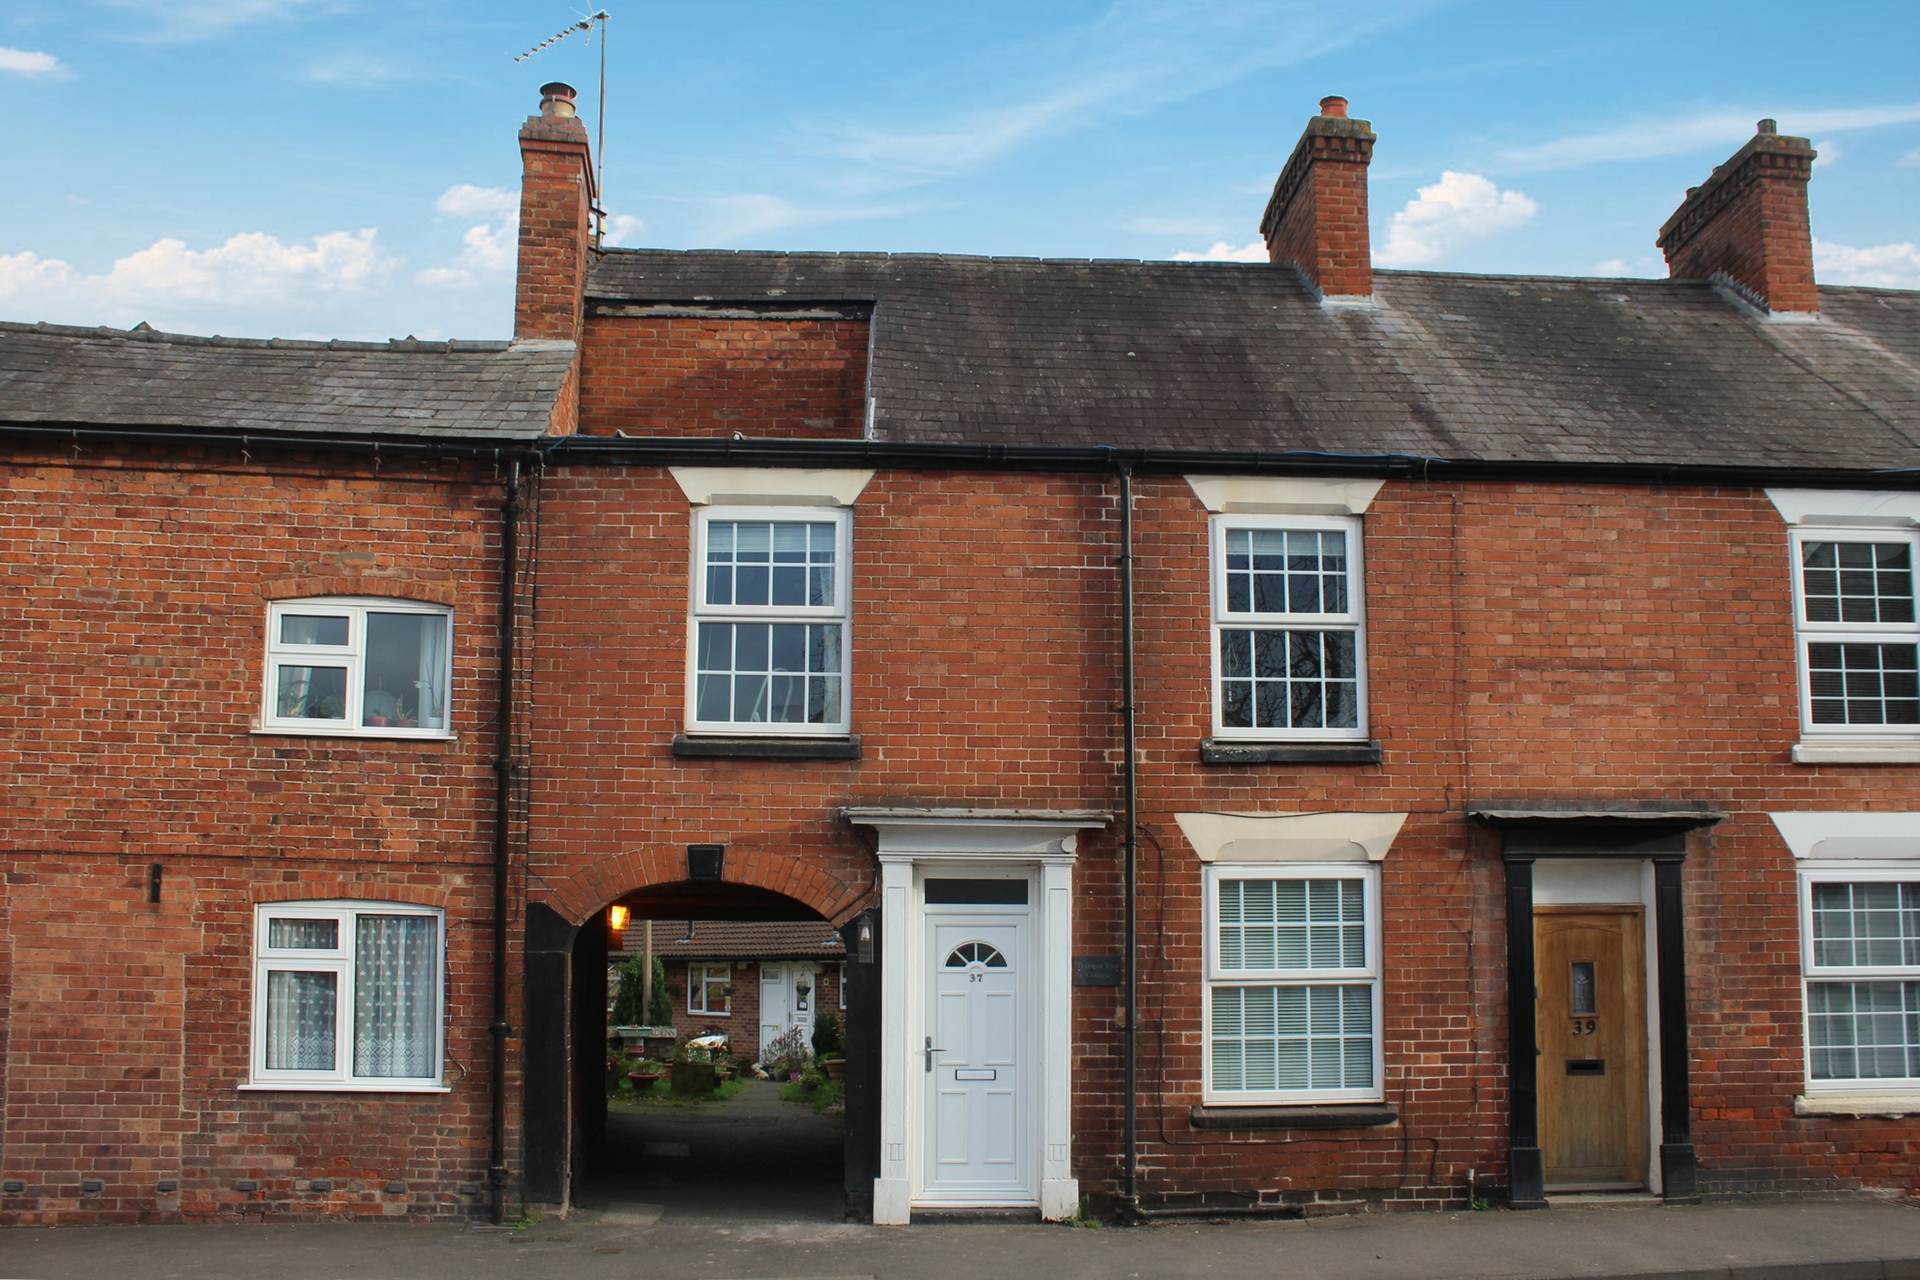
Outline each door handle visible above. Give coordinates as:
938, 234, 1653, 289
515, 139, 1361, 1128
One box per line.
924, 1035, 949, 1073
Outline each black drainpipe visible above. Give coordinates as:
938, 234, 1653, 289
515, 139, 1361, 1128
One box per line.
1118, 460, 1139, 1217
489, 457, 524, 1224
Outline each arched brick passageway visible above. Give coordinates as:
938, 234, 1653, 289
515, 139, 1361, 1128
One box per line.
537, 845, 873, 928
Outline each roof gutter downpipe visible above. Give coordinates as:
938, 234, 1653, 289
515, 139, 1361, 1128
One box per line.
1118, 458, 1140, 1221
489, 457, 523, 1225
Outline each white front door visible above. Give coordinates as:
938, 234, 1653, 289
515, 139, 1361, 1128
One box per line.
923, 916, 1031, 1203
760, 964, 789, 1053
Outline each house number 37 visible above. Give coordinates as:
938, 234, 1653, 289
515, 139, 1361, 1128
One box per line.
970, 972, 985, 983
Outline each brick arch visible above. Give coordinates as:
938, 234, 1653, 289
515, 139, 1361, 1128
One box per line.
539, 845, 872, 928
251, 880, 459, 910
259, 573, 459, 606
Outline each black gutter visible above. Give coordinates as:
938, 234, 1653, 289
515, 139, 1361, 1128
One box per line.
488, 457, 524, 1224
6, 422, 1919, 489
0, 421, 545, 461
1117, 460, 1140, 1220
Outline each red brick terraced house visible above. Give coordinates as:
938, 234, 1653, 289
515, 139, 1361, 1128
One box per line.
3, 85, 1919, 1226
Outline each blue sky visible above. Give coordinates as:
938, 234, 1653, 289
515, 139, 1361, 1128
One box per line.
3, 0, 1917, 340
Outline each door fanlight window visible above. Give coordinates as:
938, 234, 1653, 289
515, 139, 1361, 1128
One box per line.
945, 942, 1008, 969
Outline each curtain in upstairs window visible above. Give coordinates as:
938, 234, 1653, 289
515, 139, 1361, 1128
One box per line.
353, 914, 438, 1078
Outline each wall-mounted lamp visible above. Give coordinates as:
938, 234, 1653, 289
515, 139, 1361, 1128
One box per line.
608, 905, 630, 935
855, 914, 875, 964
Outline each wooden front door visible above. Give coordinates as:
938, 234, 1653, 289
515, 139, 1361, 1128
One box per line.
1535, 906, 1649, 1190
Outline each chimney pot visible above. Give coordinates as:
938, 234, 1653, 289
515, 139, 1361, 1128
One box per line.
1318, 95, 1348, 118
1757, 118, 1777, 135
540, 82, 578, 119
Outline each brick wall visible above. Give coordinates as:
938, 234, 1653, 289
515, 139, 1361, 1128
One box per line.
577, 315, 869, 438
0, 446, 513, 1224
527, 468, 1919, 1209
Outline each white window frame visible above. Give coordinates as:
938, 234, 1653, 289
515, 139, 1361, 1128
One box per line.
685, 506, 853, 736
1208, 513, 1368, 741
245, 900, 447, 1092
688, 962, 732, 1015
1789, 528, 1920, 741
1201, 862, 1384, 1105
1798, 865, 1920, 1098
260, 597, 454, 739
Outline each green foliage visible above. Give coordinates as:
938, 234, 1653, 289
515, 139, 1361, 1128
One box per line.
811, 1011, 843, 1059
648, 957, 673, 1025
762, 1025, 812, 1077
610, 953, 647, 1025
610, 953, 675, 1027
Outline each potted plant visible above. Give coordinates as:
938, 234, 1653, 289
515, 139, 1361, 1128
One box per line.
627, 1057, 663, 1091
812, 1012, 846, 1081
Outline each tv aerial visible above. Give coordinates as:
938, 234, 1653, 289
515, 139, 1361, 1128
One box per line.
516, 10, 612, 244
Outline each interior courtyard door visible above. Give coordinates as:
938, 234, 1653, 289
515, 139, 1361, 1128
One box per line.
1535, 906, 1650, 1190
759, 963, 814, 1055
922, 915, 1031, 1204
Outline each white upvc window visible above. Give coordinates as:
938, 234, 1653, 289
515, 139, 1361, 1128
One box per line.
248, 901, 446, 1091
1790, 529, 1920, 738
1202, 863, 1383, 1105
686, 508, 852, 736
1800, 867, 1920, 1096
1209, 514, 1368, 740
689, 963, 732, 1015
261, 598, 453, 738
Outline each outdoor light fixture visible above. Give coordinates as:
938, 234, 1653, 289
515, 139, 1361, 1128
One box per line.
855, 915, 875, 964
608, 905, 630, 933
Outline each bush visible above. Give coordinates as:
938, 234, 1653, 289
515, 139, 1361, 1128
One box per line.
762, 1025, 812, 1077
610, 953, 675, 1027
811, 1011, 843, 1059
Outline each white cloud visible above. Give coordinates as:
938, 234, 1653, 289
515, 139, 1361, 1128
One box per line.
694, 193, 924, 244
812, 0, 1439, 188
1591, 256, 1663, 278
85, 0, 331, 42
0, 229, 392, 326
1813, 139, 1843, 167
1815, 238, 1920, 289
418, 185, 518, 286
0, 46, 66, 77
1173, 239, 1267, 262
1500, 104, 1920, 171
1374, 171, 1538, 268
1898, 149, 1920, 168
603, 214, 646, 247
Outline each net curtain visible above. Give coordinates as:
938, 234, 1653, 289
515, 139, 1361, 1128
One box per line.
353, 914, 439, 1077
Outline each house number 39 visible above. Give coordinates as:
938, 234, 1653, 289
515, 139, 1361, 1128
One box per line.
1569, 1018, 1597, 1035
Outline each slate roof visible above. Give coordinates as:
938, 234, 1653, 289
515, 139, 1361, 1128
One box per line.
0, 321, 574, 441
588, 250, 1920, 470
619, 921, 845, 961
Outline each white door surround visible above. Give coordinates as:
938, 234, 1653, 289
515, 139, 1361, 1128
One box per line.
842, 807, 1109, 1225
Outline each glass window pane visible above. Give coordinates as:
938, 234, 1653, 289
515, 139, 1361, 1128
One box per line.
353, 915, 438, 1078
276, 665, 348, 720
1807, 643, 1920, 726
1210, 982, 1372, 1093
1803, 541, 1915, 624
364, 613, 448, 731
280, 614, 349, 646
1807, 981, 1919, 1081
268, 918, 339, 950
265, 970, 337, 1071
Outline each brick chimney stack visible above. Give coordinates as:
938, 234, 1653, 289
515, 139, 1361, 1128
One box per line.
1259, 96, 1376, 304
515, 82, 597, 344
1657, 119, 1818, 317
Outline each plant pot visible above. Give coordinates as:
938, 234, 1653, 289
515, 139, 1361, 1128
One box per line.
821, 1058, 846, 1082
628, 1071, 661, 1089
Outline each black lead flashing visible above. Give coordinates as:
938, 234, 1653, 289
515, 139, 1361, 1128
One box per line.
6, 422, 1920, 491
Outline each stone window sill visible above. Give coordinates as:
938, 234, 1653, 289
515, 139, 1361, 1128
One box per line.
672, 734, 861, 761
1189, 1103, 1397, 1130
1200, 739, 1382, 765
1792, 741, 1920, 764
1794, 1093, 1920, 1118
